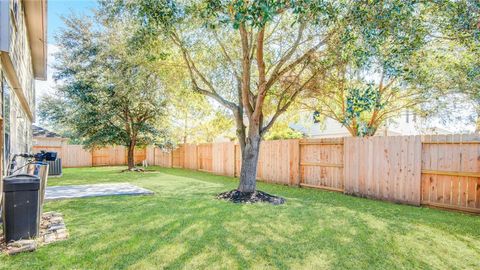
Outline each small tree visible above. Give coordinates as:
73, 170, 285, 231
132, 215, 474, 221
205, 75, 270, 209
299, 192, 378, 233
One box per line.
48, 15, 169, 170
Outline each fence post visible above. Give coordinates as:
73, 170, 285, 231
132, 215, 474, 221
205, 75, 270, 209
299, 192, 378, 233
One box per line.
230, 142, 237, 177
234, 144, 237, 177
289, 139, 301, 186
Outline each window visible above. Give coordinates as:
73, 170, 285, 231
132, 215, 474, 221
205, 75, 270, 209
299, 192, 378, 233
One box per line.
13, 0, 18, 18
2, 76, 10, 174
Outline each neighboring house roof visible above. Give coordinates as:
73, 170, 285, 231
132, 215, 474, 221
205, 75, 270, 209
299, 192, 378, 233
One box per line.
291, 111, 453, 138
33, 125, 62, 138
24, 0, 48, 80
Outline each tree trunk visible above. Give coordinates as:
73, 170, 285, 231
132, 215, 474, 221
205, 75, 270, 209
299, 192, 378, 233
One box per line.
238, 135, 261, 193
127, 142, 136, 170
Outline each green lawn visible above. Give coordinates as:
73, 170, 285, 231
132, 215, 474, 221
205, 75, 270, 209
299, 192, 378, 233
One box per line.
1, 166, 479, 269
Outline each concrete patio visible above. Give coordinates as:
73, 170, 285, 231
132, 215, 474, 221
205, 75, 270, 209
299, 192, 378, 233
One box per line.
45, 183, 154, 201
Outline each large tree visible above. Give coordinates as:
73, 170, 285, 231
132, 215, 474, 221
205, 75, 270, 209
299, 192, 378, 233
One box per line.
425, 1, 480, 132
104, 0, 333, 194
302, 2, 432, 136
47, 15, 169, 170
103, 0, 434, 195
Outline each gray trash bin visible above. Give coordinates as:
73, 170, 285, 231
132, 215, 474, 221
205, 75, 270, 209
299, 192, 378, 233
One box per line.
2, 174, 41, 242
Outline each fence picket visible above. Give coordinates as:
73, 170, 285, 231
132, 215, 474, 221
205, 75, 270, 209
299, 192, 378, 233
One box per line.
34, 134, 480, 213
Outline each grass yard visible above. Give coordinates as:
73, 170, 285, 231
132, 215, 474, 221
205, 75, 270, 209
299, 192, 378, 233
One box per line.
1, 166, 479, 269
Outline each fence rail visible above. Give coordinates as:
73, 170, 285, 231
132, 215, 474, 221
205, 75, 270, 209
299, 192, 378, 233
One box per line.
32, 145, 147, 167
33, 134, 480, 213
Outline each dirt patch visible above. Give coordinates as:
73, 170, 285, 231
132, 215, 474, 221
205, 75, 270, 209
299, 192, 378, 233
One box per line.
217, 190, 286, 205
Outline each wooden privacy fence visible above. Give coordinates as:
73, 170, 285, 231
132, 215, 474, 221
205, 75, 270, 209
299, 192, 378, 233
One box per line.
149, 135, 480, 213
300, 138, 344, 192
344, 136, 423, 205
421, 135, 480, 213
32, 145, 147, 167
34, 135, 480, 213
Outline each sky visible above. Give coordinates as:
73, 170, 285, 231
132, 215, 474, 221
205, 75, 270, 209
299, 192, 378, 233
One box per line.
47, 0, 98, 42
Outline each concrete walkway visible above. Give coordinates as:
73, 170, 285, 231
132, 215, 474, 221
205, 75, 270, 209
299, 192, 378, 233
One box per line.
45, 183, 154, 201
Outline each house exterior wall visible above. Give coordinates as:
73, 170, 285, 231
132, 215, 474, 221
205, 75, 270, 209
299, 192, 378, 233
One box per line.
8, 0, 36, 114
0, 0, 47, 209
0, 0, 35, 162
292, 111, 453, 138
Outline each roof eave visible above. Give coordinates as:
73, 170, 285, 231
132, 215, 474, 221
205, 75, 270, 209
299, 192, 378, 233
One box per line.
24, 0, 47, 80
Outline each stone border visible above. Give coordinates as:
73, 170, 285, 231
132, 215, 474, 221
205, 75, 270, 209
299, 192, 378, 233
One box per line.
0, 211, 69, 255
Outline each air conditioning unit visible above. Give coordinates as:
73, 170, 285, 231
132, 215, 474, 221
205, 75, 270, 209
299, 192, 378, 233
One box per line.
47, 158, 62, 177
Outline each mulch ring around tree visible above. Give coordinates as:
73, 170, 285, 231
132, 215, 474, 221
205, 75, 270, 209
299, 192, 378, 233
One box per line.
217, 190, 286, 205
121, 167, 145, 173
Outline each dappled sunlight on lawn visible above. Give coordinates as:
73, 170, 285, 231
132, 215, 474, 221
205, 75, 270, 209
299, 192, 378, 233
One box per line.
395, 224, 480, 269
2, 166, 479, 269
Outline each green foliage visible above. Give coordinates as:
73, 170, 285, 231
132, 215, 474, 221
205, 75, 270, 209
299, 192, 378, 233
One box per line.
190, 110, 235, 143
429, 0, 480, 45
100, 0, 479, 139
45, 14, 170, 150
37, 94, 83, 144
200, 0, 337, 29
412, 1, 480, 131
329, 1, 429, 77
263, 121, 303, 140
342, 85, 384, 136
169, 91, 235, 143
305, 1, 457, 136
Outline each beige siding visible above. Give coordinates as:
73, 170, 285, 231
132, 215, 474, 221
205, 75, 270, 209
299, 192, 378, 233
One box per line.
9, 0, 35, 114
10, 90, 32, 154
0, 0, 39, 206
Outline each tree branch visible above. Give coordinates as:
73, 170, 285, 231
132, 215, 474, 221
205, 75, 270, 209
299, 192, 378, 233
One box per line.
265, 34, 330, 91
171, 31, 238, 111
240, 24, 254, 118
267, 21, 306, 80
252, 27, 267, 122
213, 30, 240, 81
261, 68, 319, 135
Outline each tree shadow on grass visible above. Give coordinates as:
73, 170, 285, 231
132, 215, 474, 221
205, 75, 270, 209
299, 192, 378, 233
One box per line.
66, 199, 386, 269
3, 167, 479, 269
47, 196, 476, 268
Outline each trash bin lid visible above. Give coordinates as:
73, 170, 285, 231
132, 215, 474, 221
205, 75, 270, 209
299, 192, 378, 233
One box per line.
3, 174, 40, 192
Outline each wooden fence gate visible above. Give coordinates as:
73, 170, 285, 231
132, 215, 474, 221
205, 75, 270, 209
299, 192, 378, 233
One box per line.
299, 138, 345, 192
